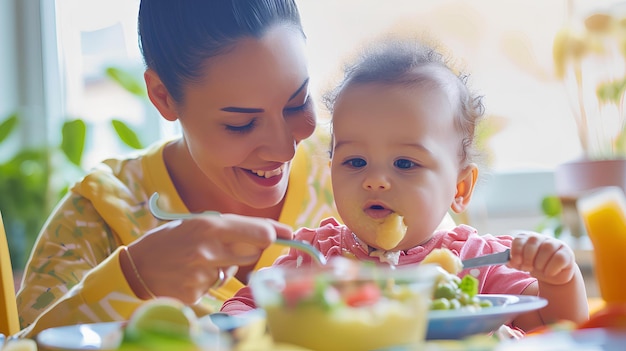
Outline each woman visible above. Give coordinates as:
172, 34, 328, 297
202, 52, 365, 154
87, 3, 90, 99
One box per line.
16, 0, 339, 337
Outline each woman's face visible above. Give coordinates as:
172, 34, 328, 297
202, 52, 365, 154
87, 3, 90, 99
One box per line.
330, 82, 463, 250
174, 25, 315, 209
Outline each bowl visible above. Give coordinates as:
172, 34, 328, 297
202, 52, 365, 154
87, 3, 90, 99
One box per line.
249, 258, 440, 351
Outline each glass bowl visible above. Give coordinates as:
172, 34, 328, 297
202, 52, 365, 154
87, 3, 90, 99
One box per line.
249, 258, 440, 351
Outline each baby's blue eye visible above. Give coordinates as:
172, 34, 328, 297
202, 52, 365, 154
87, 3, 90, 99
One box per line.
394, 159, 416, 169
344, 158, 367, 168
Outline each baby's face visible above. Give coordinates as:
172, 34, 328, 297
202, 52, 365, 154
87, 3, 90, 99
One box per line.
330, 82, 463, 250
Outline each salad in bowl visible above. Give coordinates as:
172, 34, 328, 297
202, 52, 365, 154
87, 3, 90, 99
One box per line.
249, 258, 441, 351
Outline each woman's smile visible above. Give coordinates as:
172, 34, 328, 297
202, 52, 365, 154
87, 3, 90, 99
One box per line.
241, 163, 288, 187
249, 164, 285, 178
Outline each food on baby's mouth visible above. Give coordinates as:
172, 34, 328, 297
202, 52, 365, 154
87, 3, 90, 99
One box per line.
421, 248, 463, 275
375, 213, 407, 250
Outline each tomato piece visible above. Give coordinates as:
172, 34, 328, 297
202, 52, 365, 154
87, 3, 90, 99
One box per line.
281, 279, 316, 308
344, 282, 381, 307
577, 303, 626, 330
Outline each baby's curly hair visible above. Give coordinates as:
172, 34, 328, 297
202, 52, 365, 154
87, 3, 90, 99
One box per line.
323, 37, 485, 165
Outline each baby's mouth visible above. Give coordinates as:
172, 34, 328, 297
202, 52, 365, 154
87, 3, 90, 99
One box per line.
248, 164, 285, 178
364, 204, 393, 219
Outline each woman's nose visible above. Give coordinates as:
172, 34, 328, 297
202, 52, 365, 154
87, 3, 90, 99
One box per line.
261, 120, 297, 162
362, 170, 391, 191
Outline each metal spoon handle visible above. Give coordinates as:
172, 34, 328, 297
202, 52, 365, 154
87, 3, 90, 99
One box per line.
462, 249, 510, 270
149, 192, 220, 220
148, 192, 326, 265
275, 239, 327, 265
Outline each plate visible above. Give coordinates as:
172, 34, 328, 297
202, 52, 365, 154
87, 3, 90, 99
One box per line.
37, 322, 123, 350
427, 294, 548, 340
36, 321, 231, 350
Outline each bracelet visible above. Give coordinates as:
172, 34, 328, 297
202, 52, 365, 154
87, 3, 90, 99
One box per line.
209, 265, 238, 291
123, 246, 157, 299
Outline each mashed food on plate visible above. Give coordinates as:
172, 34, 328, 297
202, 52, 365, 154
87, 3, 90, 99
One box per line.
421, 248, 463, 275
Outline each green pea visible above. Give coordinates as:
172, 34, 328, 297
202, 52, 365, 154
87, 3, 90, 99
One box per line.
449, 298, 462, 310
434, 283, 457, 300
431, 298, 451, 310
458, 292, 471, 305
479, 299, 493, 308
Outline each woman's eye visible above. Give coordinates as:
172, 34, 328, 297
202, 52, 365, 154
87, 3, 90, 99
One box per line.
343, 158, 367, 168
225, 119, 256, 134
394, 159, 417, 169
284, 98, 311, 114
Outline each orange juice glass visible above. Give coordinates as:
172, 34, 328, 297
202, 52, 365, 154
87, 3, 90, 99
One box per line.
577, 186, 626, 304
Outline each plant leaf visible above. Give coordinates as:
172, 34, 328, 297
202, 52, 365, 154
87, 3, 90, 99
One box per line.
112, 119, 144, 149
0, 113, 19, 144
541, 195, 562, 217
105, 67, 147, 98
61, 119, 86, 167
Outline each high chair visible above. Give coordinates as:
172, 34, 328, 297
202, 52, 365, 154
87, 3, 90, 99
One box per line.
0, 211, 20, 336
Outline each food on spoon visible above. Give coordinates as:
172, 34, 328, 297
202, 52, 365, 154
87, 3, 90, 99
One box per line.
421, 248, 463, 274
250, 258, 439, 351
375, 213, 407, 250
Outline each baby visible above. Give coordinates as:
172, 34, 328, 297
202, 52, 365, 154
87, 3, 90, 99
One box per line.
221, 36, 588, 332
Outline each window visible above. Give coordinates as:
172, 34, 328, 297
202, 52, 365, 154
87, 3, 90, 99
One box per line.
48, 0, 593, 234
50, 0, 583, 172
53, 0, 179, 170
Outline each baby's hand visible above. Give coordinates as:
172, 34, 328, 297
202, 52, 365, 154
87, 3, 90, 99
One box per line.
507, 232, 577, 286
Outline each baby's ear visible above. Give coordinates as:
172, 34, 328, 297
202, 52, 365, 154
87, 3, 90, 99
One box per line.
451, 164, 478, 213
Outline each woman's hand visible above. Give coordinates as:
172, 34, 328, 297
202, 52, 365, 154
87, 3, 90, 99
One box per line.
121, 215, 293, 304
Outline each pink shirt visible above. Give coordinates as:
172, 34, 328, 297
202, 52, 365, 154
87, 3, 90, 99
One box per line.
221, 217, 536, 315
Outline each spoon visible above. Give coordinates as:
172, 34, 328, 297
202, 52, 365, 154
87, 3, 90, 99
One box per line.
462, 249, 511, 270
147, 192, 327, 265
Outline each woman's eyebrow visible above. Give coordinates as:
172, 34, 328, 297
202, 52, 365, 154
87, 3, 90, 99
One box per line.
219, 78, 309, 113
220, 106, 264, 113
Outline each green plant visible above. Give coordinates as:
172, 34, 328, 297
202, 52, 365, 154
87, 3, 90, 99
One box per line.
0, 66, 151, 268
553, 7, 626, 160
0, 113, 86, 268
536, 195, 564, 238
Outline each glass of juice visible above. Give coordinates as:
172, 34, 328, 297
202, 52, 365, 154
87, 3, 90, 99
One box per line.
577, 186, 626, 304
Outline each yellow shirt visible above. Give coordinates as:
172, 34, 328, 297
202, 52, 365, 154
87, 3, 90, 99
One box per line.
15, 131, 339, 337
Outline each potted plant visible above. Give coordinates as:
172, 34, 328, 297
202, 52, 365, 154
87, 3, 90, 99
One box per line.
552, 2, 626, 162
545, 3, 626, 240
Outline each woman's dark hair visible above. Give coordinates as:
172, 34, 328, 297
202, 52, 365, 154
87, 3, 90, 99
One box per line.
324, 38, 485, 165
138, 0, 304, 102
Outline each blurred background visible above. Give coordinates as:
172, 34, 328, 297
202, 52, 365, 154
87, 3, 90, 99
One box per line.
2, 0, 624, 297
